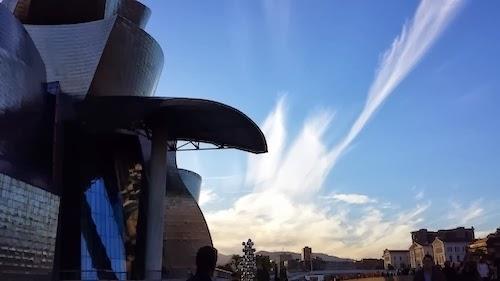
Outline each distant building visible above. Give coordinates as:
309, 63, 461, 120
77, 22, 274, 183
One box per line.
355, 259, 384, 270
432, 237, 469, 266
280, 254, 293, 264
469, 238, 488, 256
383, 249, 410, 270
323, 261, 356, 270
409, 227, 474, 268
311, 257, 326, 271
409, 243, 434, 268
283, 259, 301, 272
302, 247, 312, 262
278, 253, 293, 273
302, 247, 313, 271
469, 228, 500, 265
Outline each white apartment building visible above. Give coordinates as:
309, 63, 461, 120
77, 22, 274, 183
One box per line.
432, 238, 468, 266
383, 249, 410, 270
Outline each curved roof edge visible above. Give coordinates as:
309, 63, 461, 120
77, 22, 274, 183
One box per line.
88, 15, 164, 97
76, 96, 268, 154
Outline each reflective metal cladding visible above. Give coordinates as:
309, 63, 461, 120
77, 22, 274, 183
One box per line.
178, 169, 202, 202
89, 17, 164, 97
163, 153, 213, 279
0, 0, 268, 280
0, 4, 47, 165
24, 18, 116, 96
0, 173, 60, 281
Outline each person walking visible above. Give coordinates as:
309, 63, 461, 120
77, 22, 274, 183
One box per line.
478, 257, 491, 281
460, 260, 480, 281
187, 246, 218, 281
413, 255, 445, 281
443, 261, 457, 281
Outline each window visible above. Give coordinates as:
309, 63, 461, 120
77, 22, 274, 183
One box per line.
457, 255, 460, 262
0, 173, 60, 277
449, 255, 453, 262
81, 179, 126, 280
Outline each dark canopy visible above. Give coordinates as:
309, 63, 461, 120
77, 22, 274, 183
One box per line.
76, 96, 267, 154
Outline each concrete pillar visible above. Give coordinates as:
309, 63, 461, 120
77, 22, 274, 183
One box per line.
144, 127, 168, 281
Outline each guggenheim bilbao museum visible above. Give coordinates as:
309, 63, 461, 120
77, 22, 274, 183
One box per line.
0, 0, 267, 280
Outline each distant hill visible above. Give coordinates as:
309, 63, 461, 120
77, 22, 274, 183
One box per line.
217, 253, 234, 266
255, 251, 353, 263
217, 251, 353, 266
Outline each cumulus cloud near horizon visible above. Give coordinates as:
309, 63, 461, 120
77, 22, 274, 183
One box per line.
203, 0, 464, 258
204, 97, 429, 258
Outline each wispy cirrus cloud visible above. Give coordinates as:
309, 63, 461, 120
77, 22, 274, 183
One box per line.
327, 0, 463, 167
325, 193, 377, 205
447, 199, 484, 225
204, 0, 464, 258
205, 99, 428, 258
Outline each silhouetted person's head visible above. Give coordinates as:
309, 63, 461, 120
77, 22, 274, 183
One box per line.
444, 261, 451, 268
196, 246, 218, 276
423, 254, 434, 272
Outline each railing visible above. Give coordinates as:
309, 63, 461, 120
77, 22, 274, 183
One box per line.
59, 270, 162, 281
57, 269, 231, 281
346, 277, 412, 281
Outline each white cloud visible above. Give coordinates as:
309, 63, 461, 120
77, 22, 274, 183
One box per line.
327, 193, 376, 205
204, 0, 463, 258
205, 98, 428, 258
245, 96, 287, 188
447, 199, 484, 226
326, 0, 463, 167
199, 189, 218, 206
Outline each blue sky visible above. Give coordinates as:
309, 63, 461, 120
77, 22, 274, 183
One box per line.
142, 0, 500, 258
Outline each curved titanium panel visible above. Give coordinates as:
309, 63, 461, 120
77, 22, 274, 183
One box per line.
0, 4, 47, 163
24, 17, 116, 96
118, 0, 151, 28
89, 16, 164, 97
77, 97, 268, 154
163, 152, 213, 279
178, 169, 202, 202
106, 0, 151, 29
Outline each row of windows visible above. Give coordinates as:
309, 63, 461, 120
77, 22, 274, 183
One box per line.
446, 246, 466, 253
0, 173, 60, 276
448, 255, 463, 262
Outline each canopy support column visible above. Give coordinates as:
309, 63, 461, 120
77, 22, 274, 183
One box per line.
144, 126, 168, 281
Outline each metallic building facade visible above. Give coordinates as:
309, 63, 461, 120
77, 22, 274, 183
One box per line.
163, 153, 213, 278
0, 173, 59, 281
0, 1, 267, 280
24, 18, 116, 96
88, 17, 164, 97
0, 5, 47, 170
178, 169, 202, 202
